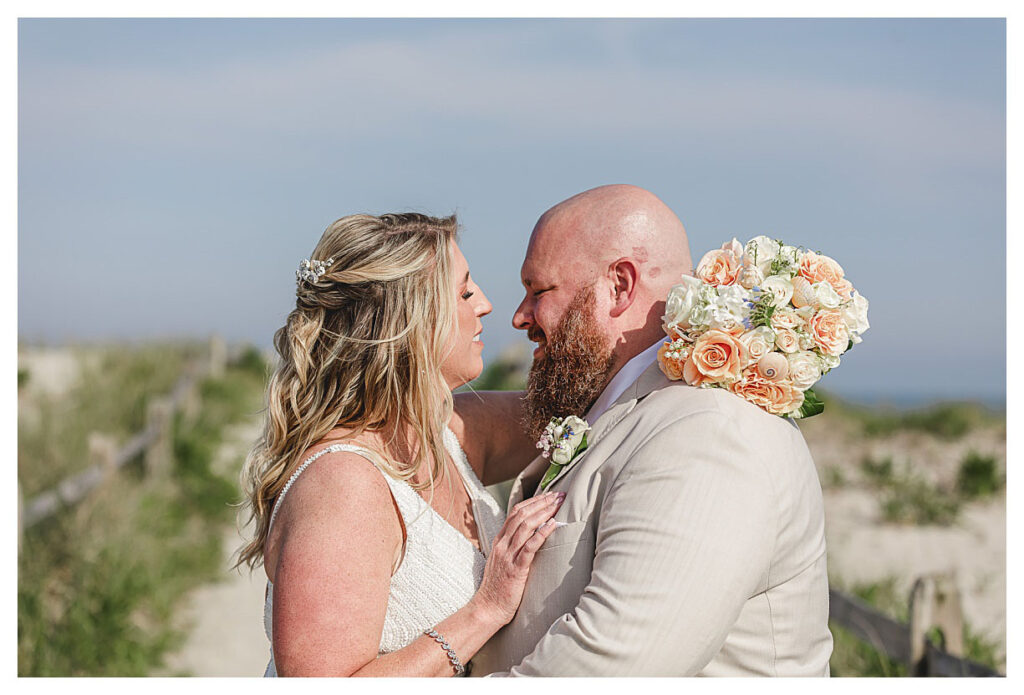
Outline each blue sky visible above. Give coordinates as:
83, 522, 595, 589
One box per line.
17, 18, 1006, 402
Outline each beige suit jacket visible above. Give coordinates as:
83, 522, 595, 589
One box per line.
471, 362, 833, 676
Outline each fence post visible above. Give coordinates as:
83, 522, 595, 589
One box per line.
209, 335, 227, 379
181, 377, 201, 425
909, 572, 965, 675
88, 432, 119, 476
145, 398, 174, 478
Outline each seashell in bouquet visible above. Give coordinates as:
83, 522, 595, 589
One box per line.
656, 236, 869, 419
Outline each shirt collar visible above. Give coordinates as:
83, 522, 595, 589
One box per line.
585, 339, 664, 423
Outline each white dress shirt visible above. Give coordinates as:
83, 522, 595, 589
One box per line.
585, 339, 664, 423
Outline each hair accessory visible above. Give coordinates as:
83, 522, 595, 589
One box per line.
296, 257, 335, 286
424, 628, 465, 675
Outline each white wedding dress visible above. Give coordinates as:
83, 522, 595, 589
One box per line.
262, 427, 505, 677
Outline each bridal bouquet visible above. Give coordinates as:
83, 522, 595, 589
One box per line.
656, 236, 869, 419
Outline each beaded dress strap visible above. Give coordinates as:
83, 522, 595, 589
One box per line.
267, 444, 377, 533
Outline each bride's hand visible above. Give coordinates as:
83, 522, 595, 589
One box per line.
469, 491, 565, 626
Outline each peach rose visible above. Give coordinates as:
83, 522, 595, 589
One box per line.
696, 247, 742, 287
799, 251, 847, 293
657, 342, 687, 381
730, 368, 804, 415
807, 309, 850, 357
834, 277, 854, 298
682, 329, 748, 386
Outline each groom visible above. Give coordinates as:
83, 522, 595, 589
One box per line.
471, 185, 833, 676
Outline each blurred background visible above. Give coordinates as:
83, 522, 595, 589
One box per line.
18, 18, 1005, 676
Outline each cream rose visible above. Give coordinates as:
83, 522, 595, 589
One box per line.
730, 368, 804, 415
739, 326, 776, 364
682, 329, 748, 386
774, 327, 801, 354
787, 350, 822, 390
770, 307, 801, 331
808, 309, 850, 357
799, 251, 847, 293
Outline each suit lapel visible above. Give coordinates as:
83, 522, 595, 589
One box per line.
536, 361, 672, 494
508, 453, 550, 507
508, 360, 674, 507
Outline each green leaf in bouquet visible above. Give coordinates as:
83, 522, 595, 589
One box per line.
797, 388, 825, 419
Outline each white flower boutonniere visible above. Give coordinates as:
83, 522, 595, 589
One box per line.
535, 416, 591, 494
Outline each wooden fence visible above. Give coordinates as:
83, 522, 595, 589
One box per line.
829, 573, 1002, 676
16, 342, 1003, 676
17, 336, 231, 542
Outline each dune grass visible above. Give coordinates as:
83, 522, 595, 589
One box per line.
18, 343, 200, 498
18, 344, 267, 676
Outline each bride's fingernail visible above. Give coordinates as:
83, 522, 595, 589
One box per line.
552, 521, 568, 528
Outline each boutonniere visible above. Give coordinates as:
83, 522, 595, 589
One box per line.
534, 415, 591, 494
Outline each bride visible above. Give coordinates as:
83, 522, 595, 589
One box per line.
235, 212, 559, 676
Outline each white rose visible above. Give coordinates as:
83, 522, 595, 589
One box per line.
688, 303, 710, 328
551, 416, 590, 465
842, 290, 870, 342
739, 326, 776, 363
787, 350, 821, 390
761, 275, 795, 307
744, 235, 782, 274
663, 275, 703, 328
811, 281, 841, 309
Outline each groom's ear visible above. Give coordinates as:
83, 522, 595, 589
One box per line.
607, 257, 639, 318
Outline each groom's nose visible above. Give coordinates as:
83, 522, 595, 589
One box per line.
512, 296, 532, 331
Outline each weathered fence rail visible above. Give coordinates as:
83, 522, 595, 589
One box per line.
18, 337, 233, 537
829, 575, 1002, 677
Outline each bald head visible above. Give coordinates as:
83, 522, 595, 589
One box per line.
529, 184, 692, 294
514, 184, 693, 375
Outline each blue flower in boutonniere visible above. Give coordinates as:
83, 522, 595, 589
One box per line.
535, 415, 591, 494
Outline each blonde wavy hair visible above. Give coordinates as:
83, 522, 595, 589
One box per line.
236, 212, 458, 570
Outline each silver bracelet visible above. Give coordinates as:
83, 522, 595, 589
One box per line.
424, 628, 465, 675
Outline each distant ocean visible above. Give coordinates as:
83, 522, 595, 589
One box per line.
826, 390, 1006, 411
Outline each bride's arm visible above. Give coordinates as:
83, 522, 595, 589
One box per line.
270, 452, 561, 676
451, 391, 536, 486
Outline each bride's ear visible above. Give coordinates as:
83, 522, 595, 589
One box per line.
607, 257, 639, 318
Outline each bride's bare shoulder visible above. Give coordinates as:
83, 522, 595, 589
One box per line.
264, 437, 400, 580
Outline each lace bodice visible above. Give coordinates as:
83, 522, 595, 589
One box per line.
262, 427, 505, 676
